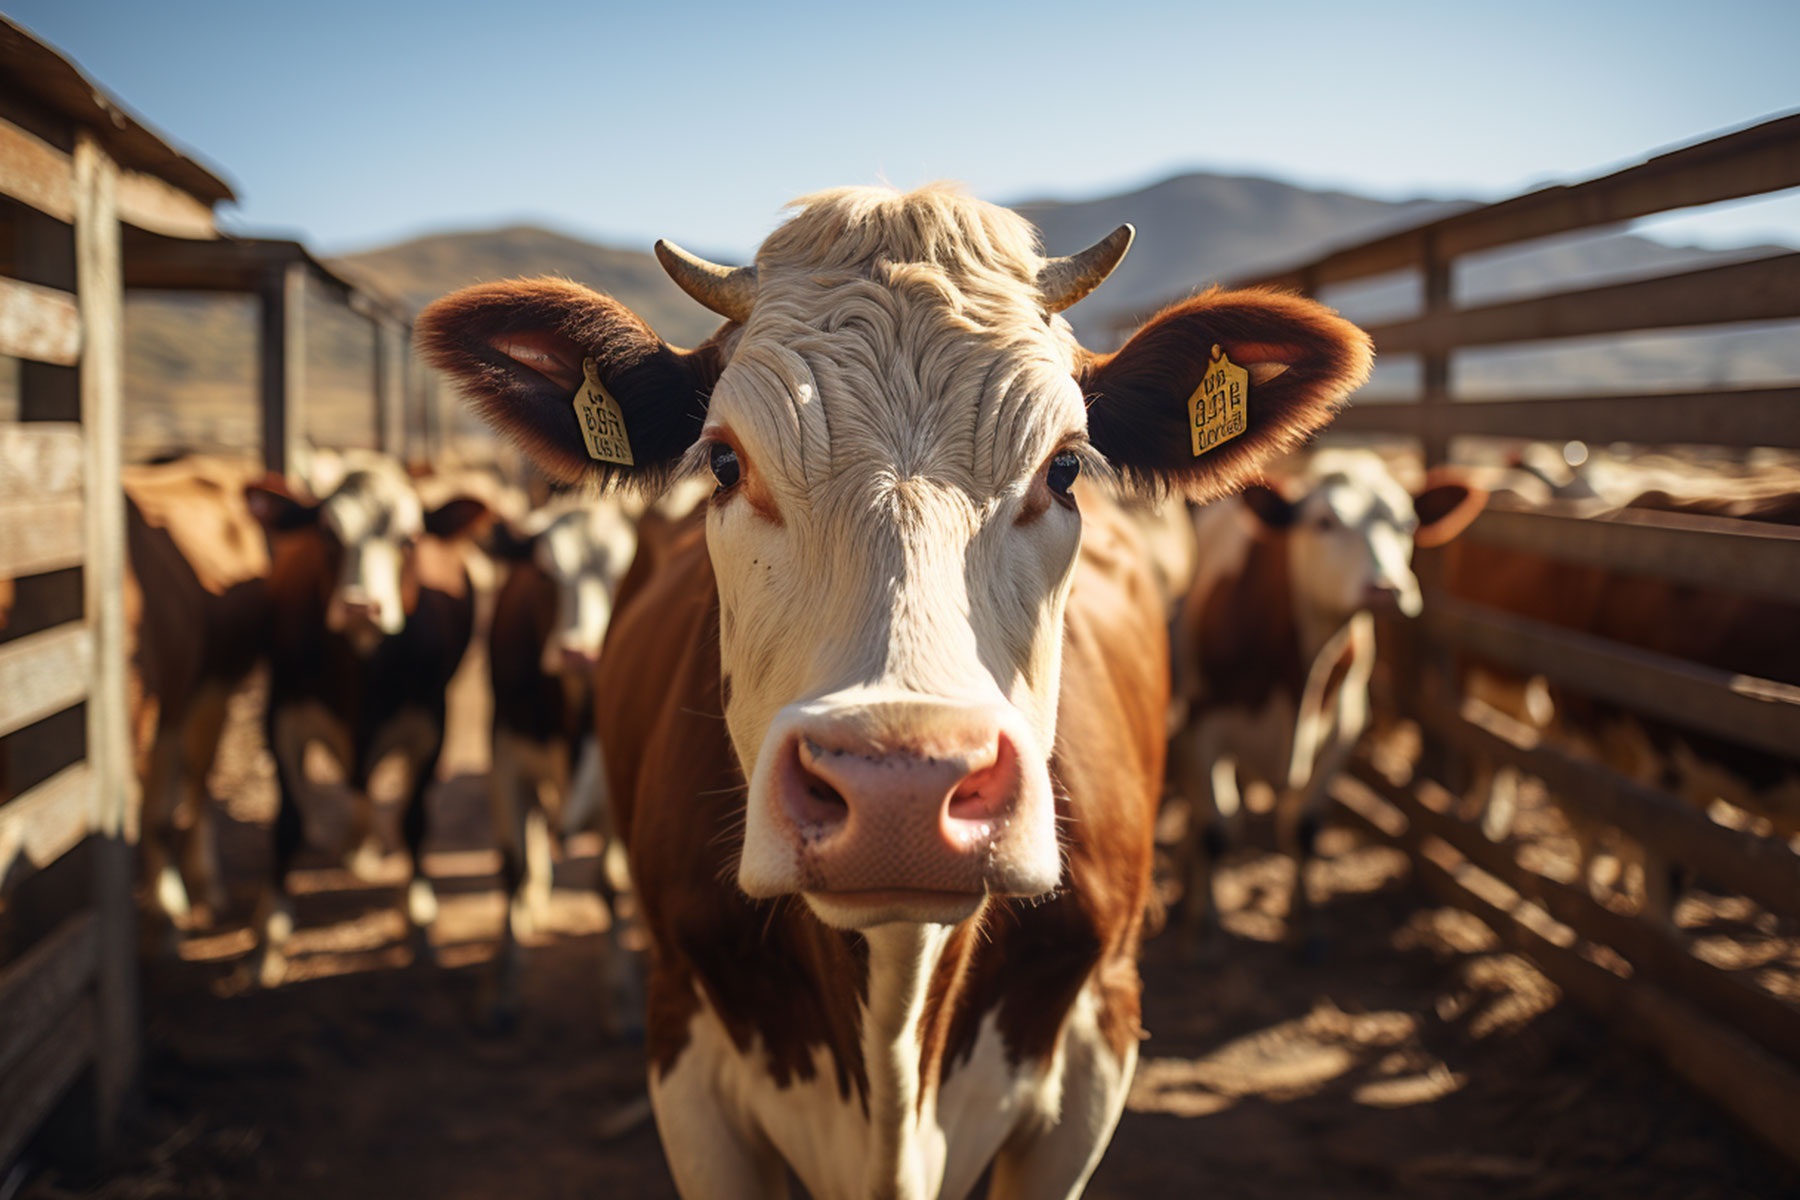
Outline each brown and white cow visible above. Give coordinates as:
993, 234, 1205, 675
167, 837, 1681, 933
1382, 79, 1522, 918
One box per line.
1169, 449, 1484, 954
244, 456, 488, 986
485, 500, 638, 1025
124, 457, 274, 934
419, 185, 1370, 1199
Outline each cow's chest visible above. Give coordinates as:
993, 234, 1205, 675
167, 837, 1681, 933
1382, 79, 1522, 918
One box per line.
651, 993, 1047, 1200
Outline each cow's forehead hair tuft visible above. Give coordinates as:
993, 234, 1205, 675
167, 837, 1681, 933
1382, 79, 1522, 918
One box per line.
321, 464, 423, 542
711, 186, 1086, 496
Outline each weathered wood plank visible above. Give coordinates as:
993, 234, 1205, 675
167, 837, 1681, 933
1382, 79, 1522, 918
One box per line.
0, 622, 90, 740
0, 760, 92, 887
0, 274, 79, 365
1342, 785, 1800, 1167
1419, 702, 1800, 921
1343, 761, 1800, 1065
75, 129, 137, 1137
0, 993, 96, 1172
1423, 596, 1800, 759
1368, 252, 1800, 354
0, 423, 84, 500
0, 496, 84, 580
116, 168, 215, 240
1329, 386, 1800, 450
1231, 113, 1800, 293
0, 909, 97, 1080
1460, 505, 1800, 603
0, 114, 74, 222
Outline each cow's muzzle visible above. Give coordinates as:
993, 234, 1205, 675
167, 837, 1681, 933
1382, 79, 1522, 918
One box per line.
738, 696, 1060, 924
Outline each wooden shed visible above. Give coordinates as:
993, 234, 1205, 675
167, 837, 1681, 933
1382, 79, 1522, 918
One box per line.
0, 15, 234, 1170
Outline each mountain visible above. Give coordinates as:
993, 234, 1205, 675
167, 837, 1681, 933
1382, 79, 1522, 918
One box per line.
104, 172, 1795, 461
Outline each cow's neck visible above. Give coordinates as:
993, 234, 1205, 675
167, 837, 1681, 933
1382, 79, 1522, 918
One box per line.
854, 921, 960, 1199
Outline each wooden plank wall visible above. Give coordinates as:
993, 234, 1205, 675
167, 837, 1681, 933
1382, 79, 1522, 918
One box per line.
1222, 114, 1800, 1163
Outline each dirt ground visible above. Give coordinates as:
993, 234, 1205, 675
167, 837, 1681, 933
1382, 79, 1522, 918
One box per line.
16, 656, 1800, 1200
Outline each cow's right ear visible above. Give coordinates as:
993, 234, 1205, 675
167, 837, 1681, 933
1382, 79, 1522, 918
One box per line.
1239, 483, 1297, 530
486, 521, 537, 563
244, 482, 318, 531
416, 278, 727, 490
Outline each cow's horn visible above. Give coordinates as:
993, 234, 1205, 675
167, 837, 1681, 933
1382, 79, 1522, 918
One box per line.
654, 240, 757, 323
1037, 224, 1135, 313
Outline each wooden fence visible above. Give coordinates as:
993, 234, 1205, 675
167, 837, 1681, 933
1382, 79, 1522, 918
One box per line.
0, 17, 440, 1174
1198, 114, 1800, 1160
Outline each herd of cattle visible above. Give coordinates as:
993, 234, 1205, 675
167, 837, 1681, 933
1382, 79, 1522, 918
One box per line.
111, 186, 1795, 1199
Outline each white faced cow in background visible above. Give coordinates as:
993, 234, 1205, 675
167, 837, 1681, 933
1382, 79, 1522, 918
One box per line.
485, 501, 638, 1026
245, 457, 488, 987
419, 185, 1371, 1200
1168, 448, 1485, 955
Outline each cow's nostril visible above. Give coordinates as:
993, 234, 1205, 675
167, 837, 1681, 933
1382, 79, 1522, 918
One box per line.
788, 740, 851, 829
947, 735, 1015, 822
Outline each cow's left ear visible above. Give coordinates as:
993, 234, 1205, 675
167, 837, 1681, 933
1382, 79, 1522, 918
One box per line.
424, 497, 491, 541
1412, 474, 1488, 548
244, 481, 318, 531
1079, 287, 1372, 501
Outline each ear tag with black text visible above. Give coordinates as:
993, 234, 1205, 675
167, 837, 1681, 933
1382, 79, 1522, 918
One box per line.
571, 358, 634, 466
1188, 344, 1248, 456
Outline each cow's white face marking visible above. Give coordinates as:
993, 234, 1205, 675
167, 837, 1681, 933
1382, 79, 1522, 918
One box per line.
1285, 450, 1423, 625
699, 202, 1092, 914
529, 506, 634, 676
318, 466, 425, 651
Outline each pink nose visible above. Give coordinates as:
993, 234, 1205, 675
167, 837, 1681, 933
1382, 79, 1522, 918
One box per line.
770, 712, 1025, 896
341, 598, 381, 625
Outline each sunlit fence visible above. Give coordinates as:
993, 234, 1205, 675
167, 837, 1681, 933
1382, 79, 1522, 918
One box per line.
1212, 114, 1800, 1160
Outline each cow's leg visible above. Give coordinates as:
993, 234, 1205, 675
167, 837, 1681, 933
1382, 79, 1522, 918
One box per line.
1179, 752, 1238, 957
391, 709, 445, 965
987, 990, 1137, 1200
1279, 738, 1356, 959
140, 717, 192, 935
176, 683, 232, 922
575, 735, 642, 1040
486, 730, 538, 1027
256, 704, 316, 987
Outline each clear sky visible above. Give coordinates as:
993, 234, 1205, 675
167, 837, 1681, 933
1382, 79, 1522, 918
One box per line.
10, 0, 1798, 258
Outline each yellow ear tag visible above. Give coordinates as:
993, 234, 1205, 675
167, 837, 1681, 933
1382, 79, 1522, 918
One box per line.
571, 358, 634, 466
1189, 344, 1249, 456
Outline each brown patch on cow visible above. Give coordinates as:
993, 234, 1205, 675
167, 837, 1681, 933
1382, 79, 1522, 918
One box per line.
1181, 530, 1306, 715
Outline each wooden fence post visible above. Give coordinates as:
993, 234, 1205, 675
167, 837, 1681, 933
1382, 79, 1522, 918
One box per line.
258, 261, 306, 480
374, 316, 406, 460
73, 129, 135, 1147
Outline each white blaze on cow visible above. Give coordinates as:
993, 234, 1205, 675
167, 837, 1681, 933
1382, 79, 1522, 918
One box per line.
1171, 449, 1485, 952
419, 184, 1372, 1199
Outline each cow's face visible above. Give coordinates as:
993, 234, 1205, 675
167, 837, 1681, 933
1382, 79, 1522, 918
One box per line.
248, 462, 487, 653
1243, 450, 1486, 625
501, 506, 635, 677
420, 186, 1372, 928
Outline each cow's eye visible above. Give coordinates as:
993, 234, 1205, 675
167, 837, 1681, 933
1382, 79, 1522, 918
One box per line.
1047, 450, 1080, 497
709, 443, 741, 491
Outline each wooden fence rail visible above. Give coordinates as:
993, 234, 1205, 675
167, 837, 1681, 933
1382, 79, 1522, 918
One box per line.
1192, 110, 1800, 1163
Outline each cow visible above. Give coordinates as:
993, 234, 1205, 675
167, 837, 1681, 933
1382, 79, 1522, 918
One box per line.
123, 456, 274, 936
417, 184, 1371, 1199
485, 500, 639, 1025
244, 455, 488, 987
1168, 449, 1485, 955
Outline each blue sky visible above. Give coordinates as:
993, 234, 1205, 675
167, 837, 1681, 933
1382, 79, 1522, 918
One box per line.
10, 0, 1798, 258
